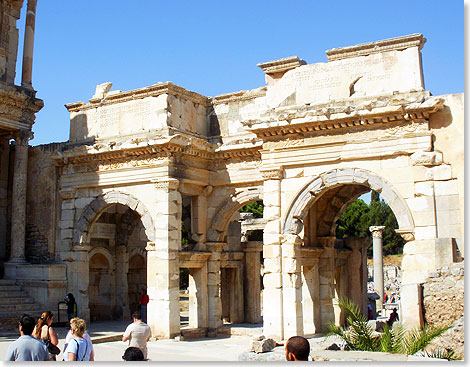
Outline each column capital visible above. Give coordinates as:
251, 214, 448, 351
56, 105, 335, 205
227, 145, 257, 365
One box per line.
14, 130, 33, 146
153, 178, 179, 190
260, 168, 284, 180
369, 226, 386, 238
395, 229, 415, 241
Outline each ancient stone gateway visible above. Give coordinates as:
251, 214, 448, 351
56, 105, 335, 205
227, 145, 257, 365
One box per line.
1, 32, 463, 341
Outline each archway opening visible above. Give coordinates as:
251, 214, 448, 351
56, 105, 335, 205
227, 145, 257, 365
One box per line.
87, 203, 149, 322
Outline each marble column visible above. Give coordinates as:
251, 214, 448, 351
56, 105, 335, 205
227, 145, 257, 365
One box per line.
9, 131, 31, 263
21, 0, 37, 88
370, 226, 386, 310
116, 245, 130, 320
147, 179, 181, 339
301, 248, 323, 336
206, 242, 224, 337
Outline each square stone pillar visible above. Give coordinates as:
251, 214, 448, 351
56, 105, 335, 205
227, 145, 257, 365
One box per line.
261, 168, 284, 340
147, 179, 181, 339
301, 247, 322, 336
68, 245, 91, 323
282, 234, 303, 339
116, 245, 130, 320
243, 241, 262, 323
317, 237, 336, 331
345, 237, 369, 315
188, 264, 208, 329
206, 242, 224, 336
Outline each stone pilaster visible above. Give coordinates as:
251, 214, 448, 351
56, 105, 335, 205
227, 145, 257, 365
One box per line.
0, 139, 9, 261
370, 226, 385, 310
243, 241, 262, 323
318, 236, 336, 331
206, 242, 224, 336
346, 237, 369, 315
300, 248, 323, 336
21, 0, 37, 88
261, 168, 283, 340
188, 263, 208, 329
147, 178, 181, 339
281, 234, 303, 338
116, 245, 130, 320
69, 245, 91, 323
8, 131, 31, 264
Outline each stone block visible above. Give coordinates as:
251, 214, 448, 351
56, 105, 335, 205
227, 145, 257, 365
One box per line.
406, 196, 433, 211
74, 197, 93, 209
263, 273, 282, 288
414, 182, 434, 197
263, 244, 281, 258
264, 258, 281, 273
412, 210, 436, 226
251, 338, 276, 353
263, 180, 280, 194
61, 200, 74, 210
59, 220, 74, 229
427, 164, 452, 180
435, 195, 460, 211
61, 209, 75, 221
412, 166, 428, 182
263, 232, 280, 246
262, 191, 280, 207
410, 151, 443, 166
434, 180, 458, 196
413, 226, 436, 240
61, 229, 73, 240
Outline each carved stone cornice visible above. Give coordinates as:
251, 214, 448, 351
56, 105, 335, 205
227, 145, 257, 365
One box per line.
257, 56, 305, 75
59, 188, 77, 200
326, 33, 426, 62
242, 92, 443, 141
65, 82, 211, 112
153, 178, 179, 190
0, 87, 43, 127
211, 87, 266, 105
260, 168, 284, 180
13, 130, 33, 146
395, 229, 415, 241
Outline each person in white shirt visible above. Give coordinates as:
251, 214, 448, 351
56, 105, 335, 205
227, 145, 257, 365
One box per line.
122, 311, 152, 360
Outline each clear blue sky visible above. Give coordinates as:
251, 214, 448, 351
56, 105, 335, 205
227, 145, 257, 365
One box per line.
16, 1, 463, 146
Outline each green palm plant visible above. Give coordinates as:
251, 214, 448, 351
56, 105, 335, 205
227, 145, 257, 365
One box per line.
326, 296, 454, 359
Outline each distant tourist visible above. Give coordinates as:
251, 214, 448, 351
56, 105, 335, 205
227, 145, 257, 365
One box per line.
367, 304, 374, 320
285, 336, 311, 361
65, 293, 77, 321
33, 311, 60, 360
63, 318, 94, 361
139, 289, 149, 323
4, 314, 49, 361
65, 317, 94, 355
122, 346, 145, 361
387, 308, 399, 327
123, 311, 152, 360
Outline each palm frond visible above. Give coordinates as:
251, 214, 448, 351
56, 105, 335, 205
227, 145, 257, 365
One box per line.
403, 324, 451, 356
424, 348, 462, 361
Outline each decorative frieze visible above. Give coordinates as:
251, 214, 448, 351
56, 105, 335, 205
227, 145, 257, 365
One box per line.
260, 168, 284, 180
153, 178, 180, 191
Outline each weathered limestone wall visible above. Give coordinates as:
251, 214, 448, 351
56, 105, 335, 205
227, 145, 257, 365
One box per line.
429, 93, 464, 256
68, 86, 209, 144
423, 261, 464, 358
0, 1, 22, 84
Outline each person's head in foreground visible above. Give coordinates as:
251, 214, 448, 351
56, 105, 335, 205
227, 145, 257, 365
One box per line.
285, 336, 310, 361
122, 347, 145, 361
132, 310, 143, 321
19, 314, 36, 336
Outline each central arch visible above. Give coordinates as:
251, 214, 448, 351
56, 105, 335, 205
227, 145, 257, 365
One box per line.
283, 168, 414, 238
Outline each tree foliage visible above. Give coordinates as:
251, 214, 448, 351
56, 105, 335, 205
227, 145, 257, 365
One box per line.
240, 201, 264, 218
335, 191, 406, 256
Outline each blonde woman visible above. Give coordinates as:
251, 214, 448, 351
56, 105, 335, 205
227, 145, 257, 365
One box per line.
32, 311, 59, 360
63, 318, 94, 361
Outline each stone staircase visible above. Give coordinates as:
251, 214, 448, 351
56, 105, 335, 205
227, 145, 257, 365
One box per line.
0, 279, 43, 333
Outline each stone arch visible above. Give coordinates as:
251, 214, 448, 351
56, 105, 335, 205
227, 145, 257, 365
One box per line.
88, 246, 114, 269
282, 168, 414, 237
207, 187, 263, 242
73, 191, 155, 246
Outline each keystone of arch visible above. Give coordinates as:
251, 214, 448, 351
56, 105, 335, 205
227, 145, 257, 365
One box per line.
282, 168, 414, 236
73, 191, 155, 246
